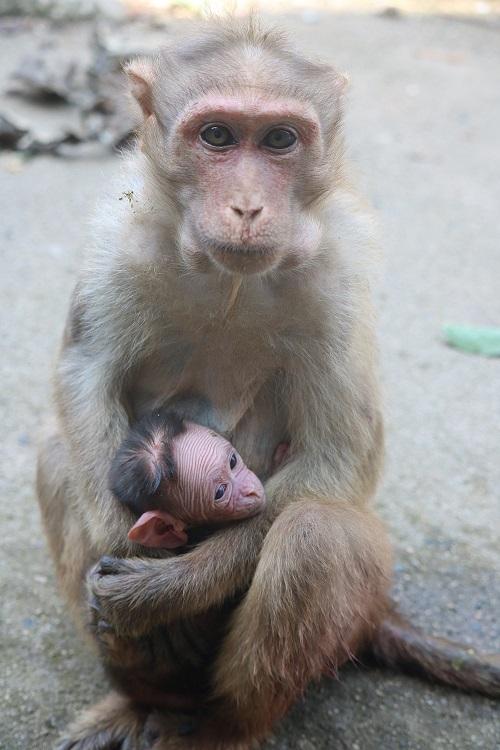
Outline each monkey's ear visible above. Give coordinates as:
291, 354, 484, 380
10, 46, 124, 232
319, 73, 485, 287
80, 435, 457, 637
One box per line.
334, 72, 350, 94
128, 511, 188, 549
125, 58, 155, 118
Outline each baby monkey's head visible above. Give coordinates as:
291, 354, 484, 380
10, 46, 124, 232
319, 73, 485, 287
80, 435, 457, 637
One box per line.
110, 409, 265, 548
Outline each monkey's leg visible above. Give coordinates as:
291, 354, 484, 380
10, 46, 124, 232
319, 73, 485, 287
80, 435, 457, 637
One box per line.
202, 500, 392, 746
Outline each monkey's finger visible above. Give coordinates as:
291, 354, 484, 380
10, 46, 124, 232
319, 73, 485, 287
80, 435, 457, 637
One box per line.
88, 594, 101, 613
96, 555, 121, 576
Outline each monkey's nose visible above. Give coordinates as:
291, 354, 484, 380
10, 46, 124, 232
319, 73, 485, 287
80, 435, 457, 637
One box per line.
240, 486, 263, 501
230, 205, 263, 221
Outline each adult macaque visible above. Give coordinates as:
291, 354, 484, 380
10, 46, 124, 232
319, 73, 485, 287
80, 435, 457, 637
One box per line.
110, 409, 267, 547
37, 19, 500, 750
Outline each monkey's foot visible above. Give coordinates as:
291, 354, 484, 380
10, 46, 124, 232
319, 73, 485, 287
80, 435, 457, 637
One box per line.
56, 691, 149, 750
145, 711, 257, 750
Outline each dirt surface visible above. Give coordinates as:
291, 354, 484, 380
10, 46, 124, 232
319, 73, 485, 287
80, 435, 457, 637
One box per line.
1, 9, 499, 750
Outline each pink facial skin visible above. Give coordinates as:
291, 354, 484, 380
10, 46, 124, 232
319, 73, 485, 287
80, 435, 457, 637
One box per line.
176, 92, 323, 276
128, 423, 268, 549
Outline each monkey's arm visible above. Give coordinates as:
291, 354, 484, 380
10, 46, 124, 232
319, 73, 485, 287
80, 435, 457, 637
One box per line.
89, 507, 273, 635
54, 284, 149, 555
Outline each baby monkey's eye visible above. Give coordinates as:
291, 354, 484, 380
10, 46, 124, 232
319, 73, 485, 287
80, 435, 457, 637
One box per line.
229, 452, 237, 470
200, 125, 236, 148
262, 128, 297, 150
214, 484, 227, 501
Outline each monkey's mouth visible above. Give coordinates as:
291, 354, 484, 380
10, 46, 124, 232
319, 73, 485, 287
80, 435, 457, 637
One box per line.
203, 239, 281, 275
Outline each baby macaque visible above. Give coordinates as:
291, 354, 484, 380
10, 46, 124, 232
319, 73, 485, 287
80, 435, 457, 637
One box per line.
109, 410, 269, 549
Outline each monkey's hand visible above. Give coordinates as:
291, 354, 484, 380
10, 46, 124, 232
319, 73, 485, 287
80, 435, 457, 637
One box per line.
87, 512, 272, 637
87, 557, 158, 638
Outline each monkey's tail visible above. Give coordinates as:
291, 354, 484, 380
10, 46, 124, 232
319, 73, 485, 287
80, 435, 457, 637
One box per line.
369, 609, 500, 698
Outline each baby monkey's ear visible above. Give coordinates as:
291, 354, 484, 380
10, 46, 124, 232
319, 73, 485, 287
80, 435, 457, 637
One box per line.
128, 511, 188, 549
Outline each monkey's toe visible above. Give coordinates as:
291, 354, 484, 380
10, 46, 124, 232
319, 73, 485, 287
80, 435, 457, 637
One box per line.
56, 720, 145, 750
56, 733, 126, 750
88, 594, 101, 613
143, 711, 201, 746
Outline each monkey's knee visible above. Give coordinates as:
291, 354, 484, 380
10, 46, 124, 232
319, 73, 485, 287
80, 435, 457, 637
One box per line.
261, 498, 392, 582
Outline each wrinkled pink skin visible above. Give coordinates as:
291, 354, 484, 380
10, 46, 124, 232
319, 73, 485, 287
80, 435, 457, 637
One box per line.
128, 424, 287, 549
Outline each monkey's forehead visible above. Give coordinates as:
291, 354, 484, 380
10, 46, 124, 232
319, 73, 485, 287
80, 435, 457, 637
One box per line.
151, 32, 343, 128
156, 24, 333, 82
178, 93, 320, 134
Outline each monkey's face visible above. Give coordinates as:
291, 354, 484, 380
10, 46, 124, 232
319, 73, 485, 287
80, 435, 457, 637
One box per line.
171, 93, 325, 275
169, 423, 266, 524
127, 33, 346, 274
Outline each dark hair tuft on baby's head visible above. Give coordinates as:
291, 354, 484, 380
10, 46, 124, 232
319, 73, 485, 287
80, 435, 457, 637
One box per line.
109, 409, 185, 515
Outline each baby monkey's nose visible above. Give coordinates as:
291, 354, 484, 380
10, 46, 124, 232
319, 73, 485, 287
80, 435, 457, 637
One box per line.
239, 486, 264, 507
241, 484, 260, 498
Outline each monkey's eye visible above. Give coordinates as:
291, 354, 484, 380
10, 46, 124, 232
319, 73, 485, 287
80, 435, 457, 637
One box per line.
262, 128, 297, 151
214, 484, 227, 501
200, 125, 236, 149
229, 452, 237, 470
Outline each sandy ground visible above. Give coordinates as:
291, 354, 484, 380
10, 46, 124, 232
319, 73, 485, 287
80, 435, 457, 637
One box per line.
0, 9, 499, 750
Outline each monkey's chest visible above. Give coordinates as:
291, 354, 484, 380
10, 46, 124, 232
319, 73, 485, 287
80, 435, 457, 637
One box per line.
131, 335, 288, 477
